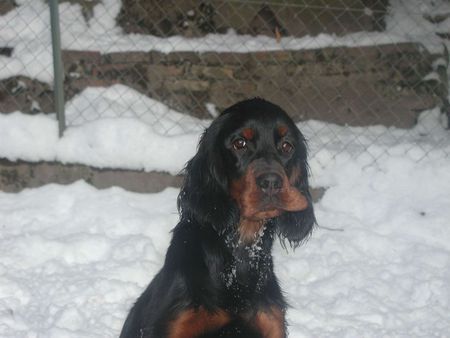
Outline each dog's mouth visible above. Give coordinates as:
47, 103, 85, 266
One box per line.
230, 165, 308, 222
244, 186, 308, 221
229, 161, 309, 243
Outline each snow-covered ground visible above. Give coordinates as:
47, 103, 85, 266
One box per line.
1, 0, 450, 337
1, 102, 449, 337
1, 115, 449, 337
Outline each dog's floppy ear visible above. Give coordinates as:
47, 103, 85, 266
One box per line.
275, 131, 316, 249
178, 119, 239, 234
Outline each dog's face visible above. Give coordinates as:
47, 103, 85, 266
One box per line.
225, 113, 308, 221
179, 98, 315, 247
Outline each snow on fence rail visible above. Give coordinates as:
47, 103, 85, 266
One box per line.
0, 0, 449, 170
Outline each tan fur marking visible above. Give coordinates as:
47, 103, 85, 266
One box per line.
238, 218, 267, 242
277, 125, 289, 137
230, 162, 308, 243
279, 185, 308, 211
167, 307, 230, 338
229, 167, 262, 219
242, 128, 255, 140
252, 306, 286, 338
288, 166, 301, 185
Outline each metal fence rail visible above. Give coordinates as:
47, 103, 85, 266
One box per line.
0, 0, 449, 166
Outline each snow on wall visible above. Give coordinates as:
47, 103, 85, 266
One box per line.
1, 0, 446, 84
1, 85, 449, 177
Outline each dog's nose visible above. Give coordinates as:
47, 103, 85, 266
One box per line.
256, 172, 283, 195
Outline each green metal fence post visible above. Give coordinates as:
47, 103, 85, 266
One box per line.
49, 0, 66, 137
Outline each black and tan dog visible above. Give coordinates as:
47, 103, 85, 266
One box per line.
120, 98, 316, 338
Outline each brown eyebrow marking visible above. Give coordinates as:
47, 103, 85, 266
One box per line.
277, 125, 288, 137
242, 128, 255, 140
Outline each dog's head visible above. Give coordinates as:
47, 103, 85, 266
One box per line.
178, 98, 315, 248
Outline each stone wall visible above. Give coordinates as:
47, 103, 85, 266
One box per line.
0, 159, 325, 201
0, 159, 182, 193
117, 0, 387, 38
0, 1, 440, 194
0, 42, 440, 194
0, 0, 16, 15
0, 43, 438, 128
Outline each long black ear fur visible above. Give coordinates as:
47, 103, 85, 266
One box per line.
275, 131, 316, 249
177, 119, 239, 234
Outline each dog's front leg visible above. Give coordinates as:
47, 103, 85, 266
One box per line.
166, 307, 230, 338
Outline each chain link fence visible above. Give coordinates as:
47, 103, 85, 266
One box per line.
1, 0, 449, 167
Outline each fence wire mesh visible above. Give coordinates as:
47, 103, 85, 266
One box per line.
1, 0, 449, 167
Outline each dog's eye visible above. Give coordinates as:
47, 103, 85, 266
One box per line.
281, 141, 294, 154
232, 138, 247, 151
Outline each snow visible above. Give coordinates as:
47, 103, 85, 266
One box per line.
0, 183, 178, 337
0, 142, 449, 337
1, 0, 450, 337
0, 89, 449, 337
0, 0, 446, 84
386, 0, 450, 52
0, 85, 206, 174
1, 84, 449, 175
286, 157, 450, 337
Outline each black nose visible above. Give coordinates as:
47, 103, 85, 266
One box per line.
256, 173, 283, 195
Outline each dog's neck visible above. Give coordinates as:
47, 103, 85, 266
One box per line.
221, 220, 275, 297
237, 218, 267, 244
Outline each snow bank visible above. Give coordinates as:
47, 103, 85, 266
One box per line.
0, 85, 206, 174
0, 152, 449, 336
0, 87, 449, 338
1, 84, 449, 176
281, 151, 450, 336
0, 182, 179, 337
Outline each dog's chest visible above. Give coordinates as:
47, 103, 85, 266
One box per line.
219, 241, 273, 309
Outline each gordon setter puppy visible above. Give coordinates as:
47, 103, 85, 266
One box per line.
120, 98, 316, 338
